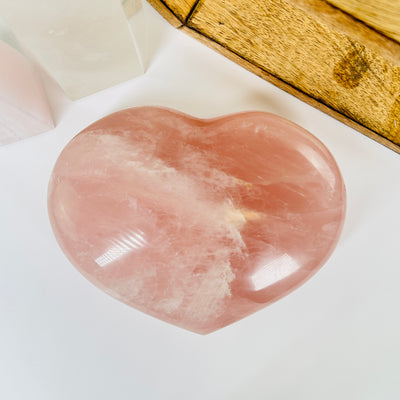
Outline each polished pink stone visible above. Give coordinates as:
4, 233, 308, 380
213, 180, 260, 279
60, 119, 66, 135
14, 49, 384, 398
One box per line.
48, 107, 346, 334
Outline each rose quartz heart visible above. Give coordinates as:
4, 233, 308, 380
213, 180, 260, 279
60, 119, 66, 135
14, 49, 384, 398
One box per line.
48, 107, 346, 334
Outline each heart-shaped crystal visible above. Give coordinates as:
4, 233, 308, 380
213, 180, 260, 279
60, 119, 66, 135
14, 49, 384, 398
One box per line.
48, 107, 346, 334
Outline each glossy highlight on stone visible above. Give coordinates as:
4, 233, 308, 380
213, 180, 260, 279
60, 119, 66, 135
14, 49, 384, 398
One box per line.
48, 107, 346, 334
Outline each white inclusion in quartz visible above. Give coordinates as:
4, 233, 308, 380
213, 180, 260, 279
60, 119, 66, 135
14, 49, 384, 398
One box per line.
183, 261, 235, 321
250, 254, 300, 291
95, 229, 147, 267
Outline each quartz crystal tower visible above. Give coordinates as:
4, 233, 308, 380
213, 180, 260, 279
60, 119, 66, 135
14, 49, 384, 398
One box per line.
0, 0, 144, 99
0, 19, 54, 145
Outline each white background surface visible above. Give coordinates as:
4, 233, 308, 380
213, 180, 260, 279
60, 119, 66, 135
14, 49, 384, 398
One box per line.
1, 3, 400, 399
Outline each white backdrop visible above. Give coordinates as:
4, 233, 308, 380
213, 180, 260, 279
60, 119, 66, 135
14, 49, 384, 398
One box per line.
1, 3, 399, 399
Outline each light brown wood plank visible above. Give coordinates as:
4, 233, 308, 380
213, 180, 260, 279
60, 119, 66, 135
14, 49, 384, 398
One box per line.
148, 0, 400, 152
327, 0, 400, 43
187, 0, 400, 146
180, 25, 400, 154
162, 0, 197, 22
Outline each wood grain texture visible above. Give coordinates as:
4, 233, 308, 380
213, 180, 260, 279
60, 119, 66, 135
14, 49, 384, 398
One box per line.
327, 0, 400, 43
181, 26, 400, 154
163, 0, 197, 22
148, 0, 400, 153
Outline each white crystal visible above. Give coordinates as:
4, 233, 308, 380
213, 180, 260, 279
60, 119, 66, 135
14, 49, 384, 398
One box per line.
0, 0, 145, 99
0, 18, 54, 145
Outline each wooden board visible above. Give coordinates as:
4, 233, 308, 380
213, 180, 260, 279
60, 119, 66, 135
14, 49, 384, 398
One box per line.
163, 0, 197, 22
327, 0, 400, 43
147, 0, 400, 153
